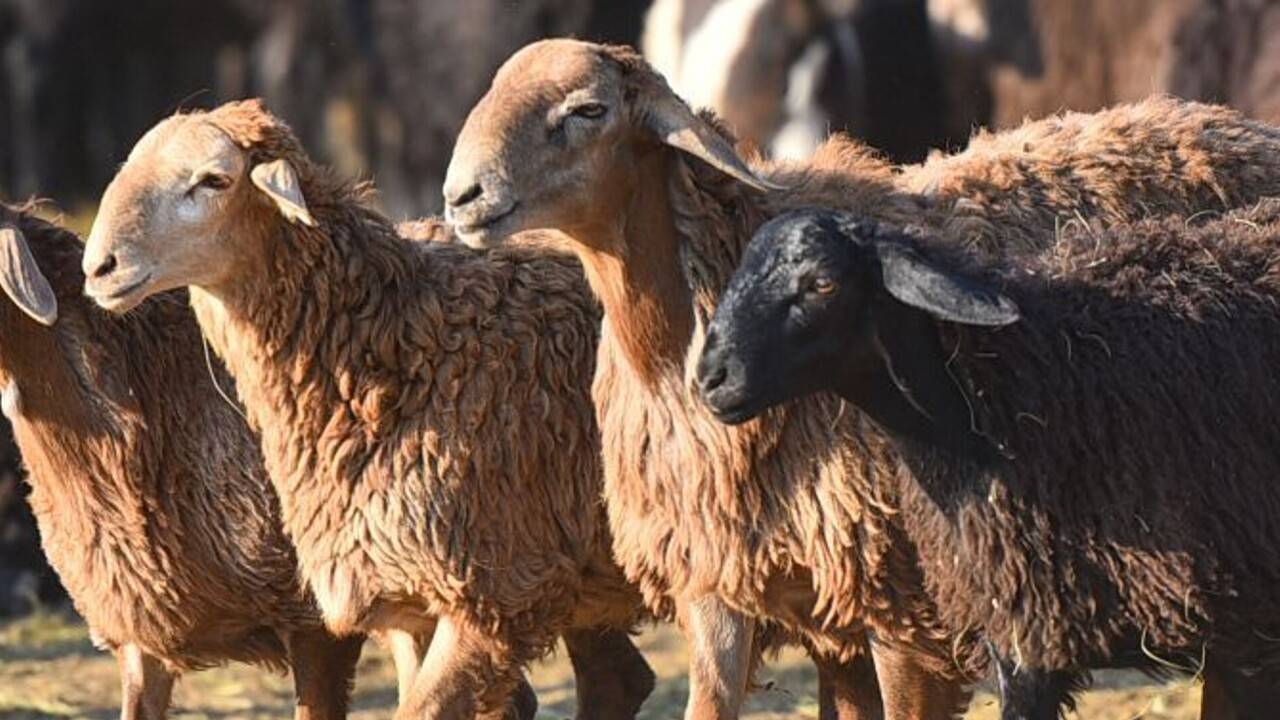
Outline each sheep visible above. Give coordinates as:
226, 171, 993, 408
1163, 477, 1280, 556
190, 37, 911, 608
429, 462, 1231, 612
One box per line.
0, 202, 365, 720
78, 100, 657, 720
442, 38, 1280, 719
0, 201, 550, 720
695, 203, 1280, 717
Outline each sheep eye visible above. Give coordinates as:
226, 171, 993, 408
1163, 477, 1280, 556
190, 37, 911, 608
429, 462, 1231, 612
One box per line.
192, 172, 232, 193
570, 103, 608, 120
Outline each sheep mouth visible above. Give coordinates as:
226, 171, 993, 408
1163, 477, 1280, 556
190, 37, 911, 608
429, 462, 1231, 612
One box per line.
89, 272, 153, 313
703, 389, 768, 426
452, 202, 520, 244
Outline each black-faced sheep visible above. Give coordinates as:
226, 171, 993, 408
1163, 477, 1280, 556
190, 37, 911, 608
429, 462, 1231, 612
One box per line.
0, 202, 364, 720
79, 100, 655, 720
444, 38, 1280, 720
696, 204, 1280, 718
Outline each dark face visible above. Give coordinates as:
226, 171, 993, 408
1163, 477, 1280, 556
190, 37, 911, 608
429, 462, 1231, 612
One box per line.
696, 208, 1020, 428
696, 209, 871, 424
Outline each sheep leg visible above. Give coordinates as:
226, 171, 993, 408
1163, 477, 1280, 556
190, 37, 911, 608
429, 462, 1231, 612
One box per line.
117, 644, 175, 720
384, 625, 538, 720
483, 679, 538, 720
564, 626, 656, 719
680, 595, 756, 720
395, 615, 524, 720
287, 629, 365, 720
814, 651, 884, 720
1201, 662, 1280, 720
382, 627, 432, 705
990, 648, 1073, 720
871, 640, 970, 720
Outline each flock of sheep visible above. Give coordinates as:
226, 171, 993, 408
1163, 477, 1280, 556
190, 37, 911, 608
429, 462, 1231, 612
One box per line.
7, 34, 1280, 720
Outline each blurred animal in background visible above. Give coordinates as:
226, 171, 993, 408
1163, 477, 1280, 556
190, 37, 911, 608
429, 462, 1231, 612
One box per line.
643, 0, 1038, 161
0, 0, 647, 217
931, 0, 1280, 135
4, 0, 1278, 214
645, 0, 1280, 163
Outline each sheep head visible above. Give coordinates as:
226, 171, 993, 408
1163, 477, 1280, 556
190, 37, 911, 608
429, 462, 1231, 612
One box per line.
444, 38, 780, 251
696, 208, 1018, 428
84, 99, 314, 313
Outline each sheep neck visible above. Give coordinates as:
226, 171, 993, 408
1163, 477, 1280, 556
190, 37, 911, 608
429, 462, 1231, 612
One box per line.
579, 149, 695, 385
189, 207, 409, 494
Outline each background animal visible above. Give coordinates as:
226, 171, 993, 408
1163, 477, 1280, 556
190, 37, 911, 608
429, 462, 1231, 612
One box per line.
696, 203, 1280, 717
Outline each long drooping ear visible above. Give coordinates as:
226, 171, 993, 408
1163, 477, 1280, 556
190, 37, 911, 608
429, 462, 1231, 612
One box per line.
876, 243, 1019, 326
0, 225, 57, 326
250, 159, 315, 227
641, 92, 786, 192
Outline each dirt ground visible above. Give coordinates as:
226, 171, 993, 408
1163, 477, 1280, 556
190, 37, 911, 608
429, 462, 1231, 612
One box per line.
0, 610, 1203, 720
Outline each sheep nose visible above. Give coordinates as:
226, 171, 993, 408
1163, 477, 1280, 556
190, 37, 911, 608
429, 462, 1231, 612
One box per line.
89, 253, 118, 279
696, 332, 729, 395
699, 362, 729, 396
445, 181, 484, 209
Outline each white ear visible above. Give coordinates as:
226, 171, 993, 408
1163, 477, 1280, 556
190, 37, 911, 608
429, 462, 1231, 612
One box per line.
0, 226, 57, 326
250, 159, 315, 227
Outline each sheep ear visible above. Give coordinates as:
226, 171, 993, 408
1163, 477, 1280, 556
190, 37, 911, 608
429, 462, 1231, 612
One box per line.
642, 92, 786, 192
250, 159, 315, 227
876, 243, 1019, 327
0, 225, 57, 326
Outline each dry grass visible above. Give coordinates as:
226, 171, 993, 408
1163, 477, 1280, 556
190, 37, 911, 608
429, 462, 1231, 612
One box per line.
0, 612, 1201, 720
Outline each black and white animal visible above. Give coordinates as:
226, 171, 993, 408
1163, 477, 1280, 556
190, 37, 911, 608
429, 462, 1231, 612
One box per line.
696, 206, 1280, 719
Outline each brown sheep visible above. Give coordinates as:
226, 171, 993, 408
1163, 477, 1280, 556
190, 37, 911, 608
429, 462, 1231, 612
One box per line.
79, 101, 656, 720
0, 202, 363, 720
697, 202, 1280, 716
442, 38, 1280, 719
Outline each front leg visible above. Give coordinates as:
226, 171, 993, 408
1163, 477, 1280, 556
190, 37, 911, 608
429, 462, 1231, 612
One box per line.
813, 650, 883, 720
379, 627, 433, 706
394, 615, 526, 720
564, 626, 656, 720
382, 625, 538, 720
680, 595, 756, 720
871, 639, 970, 720
287, 629, 365, 720
117, 643, 176, 720
990, 646, 1076, 720
1201, 659, 1280, 720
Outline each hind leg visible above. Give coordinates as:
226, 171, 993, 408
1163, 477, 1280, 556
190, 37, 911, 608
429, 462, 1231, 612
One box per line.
813, 650, 883, 720
564, 626, 655, 719
871, 640, 970, 720
991, 648, 1076, 720
117, 644, 176, 720
288, 629, 365, 720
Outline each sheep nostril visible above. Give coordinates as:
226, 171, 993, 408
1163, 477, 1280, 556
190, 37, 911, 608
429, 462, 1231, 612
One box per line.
700, 363, 729, 395
92, 254, 118, 279
448, 183, 484, 209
